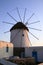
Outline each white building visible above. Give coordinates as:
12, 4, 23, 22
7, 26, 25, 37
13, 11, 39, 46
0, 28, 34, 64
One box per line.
0, 41, 13, 58
25, 47, 43, 62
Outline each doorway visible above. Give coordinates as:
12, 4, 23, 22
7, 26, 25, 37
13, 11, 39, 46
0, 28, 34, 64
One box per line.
32, 49, 38, 62
13, 47, 25, 57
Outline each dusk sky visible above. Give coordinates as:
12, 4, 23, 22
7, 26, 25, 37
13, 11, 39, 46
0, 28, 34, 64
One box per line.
0, 0, 43, 46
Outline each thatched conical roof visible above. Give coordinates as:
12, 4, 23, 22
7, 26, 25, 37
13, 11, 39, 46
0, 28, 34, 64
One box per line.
10, 22, 29, 31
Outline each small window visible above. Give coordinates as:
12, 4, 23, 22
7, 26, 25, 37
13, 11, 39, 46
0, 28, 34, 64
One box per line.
6, 45, 9, 52
22, 34, 24, 36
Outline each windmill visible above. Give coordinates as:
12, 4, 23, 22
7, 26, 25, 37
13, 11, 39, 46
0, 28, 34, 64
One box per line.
2, 8, 41, 57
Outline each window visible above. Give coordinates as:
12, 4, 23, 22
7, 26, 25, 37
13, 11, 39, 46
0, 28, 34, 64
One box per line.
22, 34, 24, 36
6, 45, 9, 52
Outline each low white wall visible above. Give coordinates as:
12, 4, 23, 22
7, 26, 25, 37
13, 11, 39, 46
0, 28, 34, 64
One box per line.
0, 41, 13, 59
0, 47, 13, 58
25, 47, 43, 62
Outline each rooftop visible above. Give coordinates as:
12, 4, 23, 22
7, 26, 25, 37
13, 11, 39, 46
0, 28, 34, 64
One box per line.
10, 22, 29, 31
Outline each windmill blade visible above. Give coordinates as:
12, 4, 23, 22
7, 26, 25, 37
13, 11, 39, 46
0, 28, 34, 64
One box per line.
16, 7, 22, 22
11, 30, 20, 42
2, 21, 14, 25
27, 13, 34, 22
23, 8, 27, 22
25, 21, 28, 25
29, 27, 42, 31
7, 12, 18, 22
25, 31, 32, 46
28, 21, 40, 25
25, 13, 34, 25
4, 31, 10, 33
29, 32, 39, 40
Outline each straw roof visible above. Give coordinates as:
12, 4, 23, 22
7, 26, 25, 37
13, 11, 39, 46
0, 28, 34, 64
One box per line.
10, 22, 29, 31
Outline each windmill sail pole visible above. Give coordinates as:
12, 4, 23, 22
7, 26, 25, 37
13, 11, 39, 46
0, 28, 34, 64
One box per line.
28, 21, 40, 25
25, 13, 34, 25
16, 7, 22, 22
2, 21, 14, 25
29, 27, 42, 31
29, 32, 39, 40
23, 8, 27, 23
7, 12, 18, 22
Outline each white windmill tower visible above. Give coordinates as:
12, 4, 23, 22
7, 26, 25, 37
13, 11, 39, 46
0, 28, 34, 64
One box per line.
10, 22, 30, 47
3, 8, 41, 57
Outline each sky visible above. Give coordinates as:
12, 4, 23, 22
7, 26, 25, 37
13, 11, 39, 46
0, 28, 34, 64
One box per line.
0, 0, 43, 46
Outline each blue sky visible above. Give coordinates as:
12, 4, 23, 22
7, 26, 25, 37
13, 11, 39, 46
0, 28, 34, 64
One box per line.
0, 0, 43, 46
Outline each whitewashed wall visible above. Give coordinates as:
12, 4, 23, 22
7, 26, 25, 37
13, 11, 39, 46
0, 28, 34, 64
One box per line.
10, 29, 31, 47
0, 47, 13, 58
0, 41, 13, 58
25, 47, 43, 62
